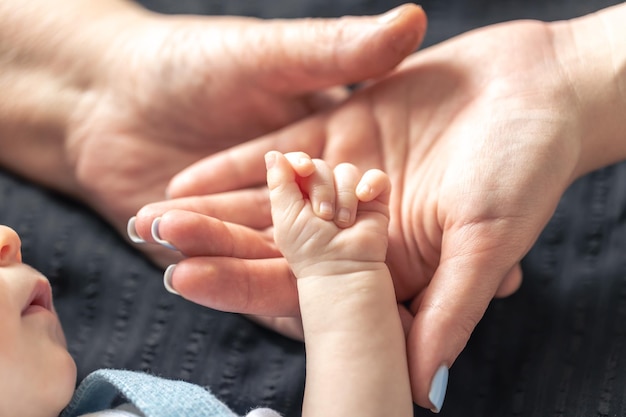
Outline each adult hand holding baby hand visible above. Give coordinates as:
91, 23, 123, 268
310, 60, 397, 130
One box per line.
159, 8, 626, 409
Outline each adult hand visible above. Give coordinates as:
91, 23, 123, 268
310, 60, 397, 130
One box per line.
148, 6, 626, 410
0, 0, 426, 258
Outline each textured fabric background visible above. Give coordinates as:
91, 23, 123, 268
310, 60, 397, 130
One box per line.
1, 1, 625, 416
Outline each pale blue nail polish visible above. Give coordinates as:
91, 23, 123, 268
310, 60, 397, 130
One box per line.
126, 217, 145, 244
151, 217, 177, 251
428, 365, 448, 413
163, 264, 179, 295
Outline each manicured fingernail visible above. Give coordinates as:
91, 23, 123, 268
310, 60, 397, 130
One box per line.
356, 183, 372, 197
337, 208, 351, 223
429, 365, 448, 413
264, 152, 276, 170
126, 217, 145, 244
151, 217, 177, 251
163, 264, 179, 295
319, 201, 333, 217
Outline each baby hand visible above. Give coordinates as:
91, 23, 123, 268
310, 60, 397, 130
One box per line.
265, 151, 391, 279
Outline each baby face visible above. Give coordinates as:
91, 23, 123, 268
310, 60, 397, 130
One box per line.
0, 226, 76, 417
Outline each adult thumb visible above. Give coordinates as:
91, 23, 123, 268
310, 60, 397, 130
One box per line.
238, 4, 427, 94
406, 225, 525, 412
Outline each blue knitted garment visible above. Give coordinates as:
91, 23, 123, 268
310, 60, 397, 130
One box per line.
61, 369, 240, 417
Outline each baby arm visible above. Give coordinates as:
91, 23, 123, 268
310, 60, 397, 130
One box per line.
265, 151, 412, 417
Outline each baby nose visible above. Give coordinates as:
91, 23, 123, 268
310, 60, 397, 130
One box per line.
0, 225, 22, 265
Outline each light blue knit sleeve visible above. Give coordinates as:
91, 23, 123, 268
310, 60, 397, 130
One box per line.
61, 369, 241, 417
75, 404, 284, 417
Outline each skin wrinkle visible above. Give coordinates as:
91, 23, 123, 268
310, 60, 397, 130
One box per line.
161, 22, 290, 146
148, 29, 226, 144
402, 86, 440, 283
444, 216, 532, 274
417, 296, 479, 347
247, 18, 346, 93
412, 274, 484, 373
262, 18, 356, 89
266, 20, 298, 89
329, 19, 353, 84
402, 67, 476, 286
376, 83, 421, 294
242, 19, 288, 89
550, 21, 585, 173
162, 28, 225, 138
282, 20, 323, 86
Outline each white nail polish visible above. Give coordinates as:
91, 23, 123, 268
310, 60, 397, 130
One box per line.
151, 217, 177, 251
126, 217, 145, 244
163, 264, 180, 295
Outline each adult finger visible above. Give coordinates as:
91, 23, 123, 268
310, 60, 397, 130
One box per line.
168, 116, 326, 198
406, 222, 525, 412
237, 4, 427, 94
150, 209, 279, 259
166, 256, 300, 316
135, 188, 272, 234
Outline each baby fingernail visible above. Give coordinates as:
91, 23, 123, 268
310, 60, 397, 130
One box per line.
319, 201, 333, 216
126, 217, 145, 244
163, 264, 179, 295
151, 217, 177, 251
428, 365, 449, 413
264, 152, 276, 170
357, 183, 372, 197
337, 208, 351, 223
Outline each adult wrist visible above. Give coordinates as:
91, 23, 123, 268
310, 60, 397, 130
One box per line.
549, 4, 626, 180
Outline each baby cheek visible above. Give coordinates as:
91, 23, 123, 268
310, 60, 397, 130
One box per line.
2, 318, 77, 417
43, 350, 77, 417
27, 336, 77, 417
0, 341, 35, 416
